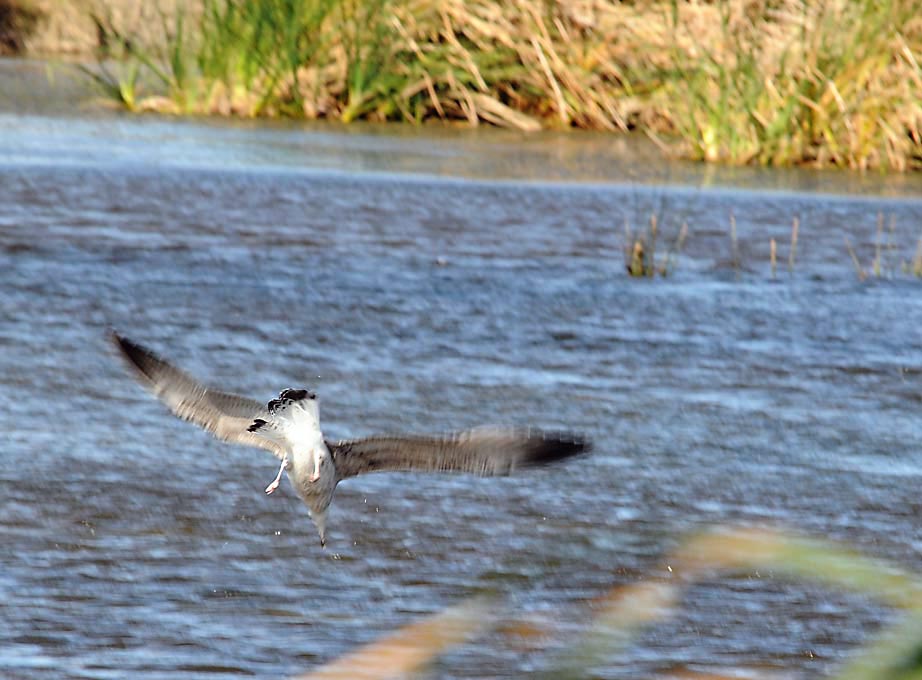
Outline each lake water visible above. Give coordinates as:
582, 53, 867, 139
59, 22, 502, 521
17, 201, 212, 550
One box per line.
3, 58, 922, 679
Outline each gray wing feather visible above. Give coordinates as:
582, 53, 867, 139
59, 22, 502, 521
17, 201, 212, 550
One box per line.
112, 332, 285, 460
327, 427, 589, 480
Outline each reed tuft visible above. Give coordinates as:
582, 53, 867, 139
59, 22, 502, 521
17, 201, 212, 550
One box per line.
624, 213, 687, 278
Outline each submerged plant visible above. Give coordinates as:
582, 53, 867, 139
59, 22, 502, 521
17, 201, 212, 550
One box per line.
623, 213, 688, 278
845, 212, 922, 281
788, 216, 799, 273
911, 236, 922, 278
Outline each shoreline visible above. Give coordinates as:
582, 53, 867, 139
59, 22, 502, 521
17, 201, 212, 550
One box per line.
4, 57, 922, 202
8, 0, 921, 172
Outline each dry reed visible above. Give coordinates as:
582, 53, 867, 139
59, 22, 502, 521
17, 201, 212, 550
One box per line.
82, 0, 922, 171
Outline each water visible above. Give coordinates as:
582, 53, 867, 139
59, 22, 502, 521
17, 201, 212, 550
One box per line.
2, 58, 922, 679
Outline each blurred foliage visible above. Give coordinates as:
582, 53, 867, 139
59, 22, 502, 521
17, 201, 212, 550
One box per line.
295, 525, 922, 679
0, 0, 42, 54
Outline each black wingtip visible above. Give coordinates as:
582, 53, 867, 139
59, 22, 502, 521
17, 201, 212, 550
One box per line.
525, 431, 592, 467
110, 329, 139, 358
110, 330, 161, 380
110, 329, 130, 354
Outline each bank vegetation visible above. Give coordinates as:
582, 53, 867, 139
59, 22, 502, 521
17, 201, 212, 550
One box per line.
13, 0, 922, 171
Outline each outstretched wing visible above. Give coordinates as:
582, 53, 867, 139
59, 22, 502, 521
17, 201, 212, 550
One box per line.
327, 427, 590, 480
111, 332, 286, 460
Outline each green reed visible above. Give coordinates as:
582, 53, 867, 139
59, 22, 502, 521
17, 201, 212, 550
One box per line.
651, 0, 922, 170
80, 0, 922, 171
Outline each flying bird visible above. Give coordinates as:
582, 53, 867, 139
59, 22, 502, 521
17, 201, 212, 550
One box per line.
111, 332, 590, 547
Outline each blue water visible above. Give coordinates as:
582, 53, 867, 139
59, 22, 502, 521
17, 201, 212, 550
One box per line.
2, 58, 922, 679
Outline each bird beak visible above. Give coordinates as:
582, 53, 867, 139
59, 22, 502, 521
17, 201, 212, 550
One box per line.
312, 509, 328, 550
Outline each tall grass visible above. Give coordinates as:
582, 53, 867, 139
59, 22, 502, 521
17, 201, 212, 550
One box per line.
646, 0, 922, 170
82, 0, 922, 170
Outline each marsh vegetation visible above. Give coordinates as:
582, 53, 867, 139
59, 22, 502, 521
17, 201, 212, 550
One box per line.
81, 0, 922, 171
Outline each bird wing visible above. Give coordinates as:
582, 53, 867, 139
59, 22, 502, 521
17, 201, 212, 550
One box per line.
327, 427, 590, 481
111, 332, 286, 460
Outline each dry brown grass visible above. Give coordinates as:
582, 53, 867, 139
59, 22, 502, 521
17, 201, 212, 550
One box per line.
0, 0, 42, 54
67, 0, 922, 170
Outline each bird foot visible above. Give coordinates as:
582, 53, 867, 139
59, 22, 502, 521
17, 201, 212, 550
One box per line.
265, 456, 289, 495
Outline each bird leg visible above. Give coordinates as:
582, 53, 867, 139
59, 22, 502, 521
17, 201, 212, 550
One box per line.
265, 456, 289, 495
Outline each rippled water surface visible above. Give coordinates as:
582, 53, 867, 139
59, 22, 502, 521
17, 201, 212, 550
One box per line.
3, 59, 922, 679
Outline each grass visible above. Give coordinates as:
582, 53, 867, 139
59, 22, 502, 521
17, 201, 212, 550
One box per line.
294, 525, 922, 679
636, 0, 922, 171
79, 0, 922, 171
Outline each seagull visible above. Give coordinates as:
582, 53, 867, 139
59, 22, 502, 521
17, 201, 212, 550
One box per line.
111, 332, 591, 547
